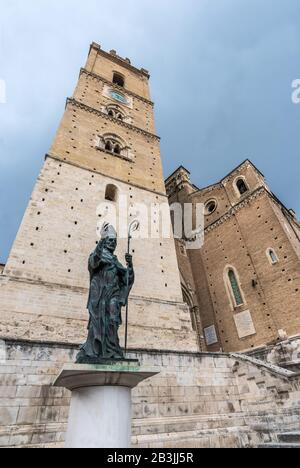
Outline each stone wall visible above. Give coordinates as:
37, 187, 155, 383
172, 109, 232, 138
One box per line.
1, 156, 197, 352
0, 339, 299, 448
0, 42, 199, 354
248, 335, 300, 372
85, 44, 152, 102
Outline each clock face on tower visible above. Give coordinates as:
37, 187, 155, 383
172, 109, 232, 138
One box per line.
109, 89, 129, 105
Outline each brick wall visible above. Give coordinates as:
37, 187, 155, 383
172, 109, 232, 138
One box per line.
168, 161, 300, 352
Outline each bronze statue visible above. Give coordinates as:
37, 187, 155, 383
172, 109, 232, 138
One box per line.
76, 224, 134, 363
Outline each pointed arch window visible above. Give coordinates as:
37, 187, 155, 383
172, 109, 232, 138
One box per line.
228, 269, 244, 307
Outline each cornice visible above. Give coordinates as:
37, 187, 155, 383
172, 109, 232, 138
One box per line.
205, 187, 266, 233
67, 98, 160, 142
80, 68, 154, 107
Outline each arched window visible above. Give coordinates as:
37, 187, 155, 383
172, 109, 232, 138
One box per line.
98, 133, 131, 160
236, 178, 249, 196
267, 248, 278, 265
105, 184, 118, 202
105, 105, 126, 122
114, 144, 121, 155
228, 269, 244, 306
105, 141, 113, 152
113, 73, 125, 87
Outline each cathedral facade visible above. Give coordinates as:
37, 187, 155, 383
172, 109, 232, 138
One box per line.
167, 162, 300, 354
0, 44, 300, 448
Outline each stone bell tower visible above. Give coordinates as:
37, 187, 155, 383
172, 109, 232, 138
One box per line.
0, 43, 198, 352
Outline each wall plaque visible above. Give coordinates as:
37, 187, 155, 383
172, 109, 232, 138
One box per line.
204, 325, 218, 346
234, 310, 256, 339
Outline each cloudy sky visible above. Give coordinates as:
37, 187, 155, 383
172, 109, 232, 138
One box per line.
0, 0, 300, 263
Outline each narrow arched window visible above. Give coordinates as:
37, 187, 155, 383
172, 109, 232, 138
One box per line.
105, 141, 113, 152
101, 133, 129, 159
113, 73, 125, 87
105, 184, 118, 202
114, 144, 121, 155
117, 113, 123, 121
268, 249, 278, 265
108, 110, 114, 117
236, 179, 249, 195
228, 269, 244, 306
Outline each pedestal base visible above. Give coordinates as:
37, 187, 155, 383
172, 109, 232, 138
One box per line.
66, 385, 131, 448
54, 363, 159, 449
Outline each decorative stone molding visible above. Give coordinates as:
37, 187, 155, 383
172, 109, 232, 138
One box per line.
188, 161, 257, 198
80, 68, 154, 106
67, 98, 160, 142
101, 103, 132, 125
205, 187, 266, 233
222, 160, 253, 184
96, 132, 133, 160
186, 161, 264, 199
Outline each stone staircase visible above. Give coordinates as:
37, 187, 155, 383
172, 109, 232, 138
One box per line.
230, 353, 300, 448
259, 432, 300, 448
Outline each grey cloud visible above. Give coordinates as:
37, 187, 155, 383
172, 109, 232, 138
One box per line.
0, 0, 300, 262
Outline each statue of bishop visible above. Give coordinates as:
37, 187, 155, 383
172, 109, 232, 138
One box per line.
76, 224, 134, 363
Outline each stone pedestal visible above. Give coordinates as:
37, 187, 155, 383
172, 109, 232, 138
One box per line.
54, 362, 159, 449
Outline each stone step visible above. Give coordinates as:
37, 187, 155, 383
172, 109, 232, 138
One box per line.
278, 432, 300, 443
258, 443, 300, 449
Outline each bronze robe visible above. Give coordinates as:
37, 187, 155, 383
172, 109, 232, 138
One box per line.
81, 246, 134, 360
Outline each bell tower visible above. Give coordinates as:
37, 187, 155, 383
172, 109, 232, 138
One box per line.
0, 43, 198, 352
